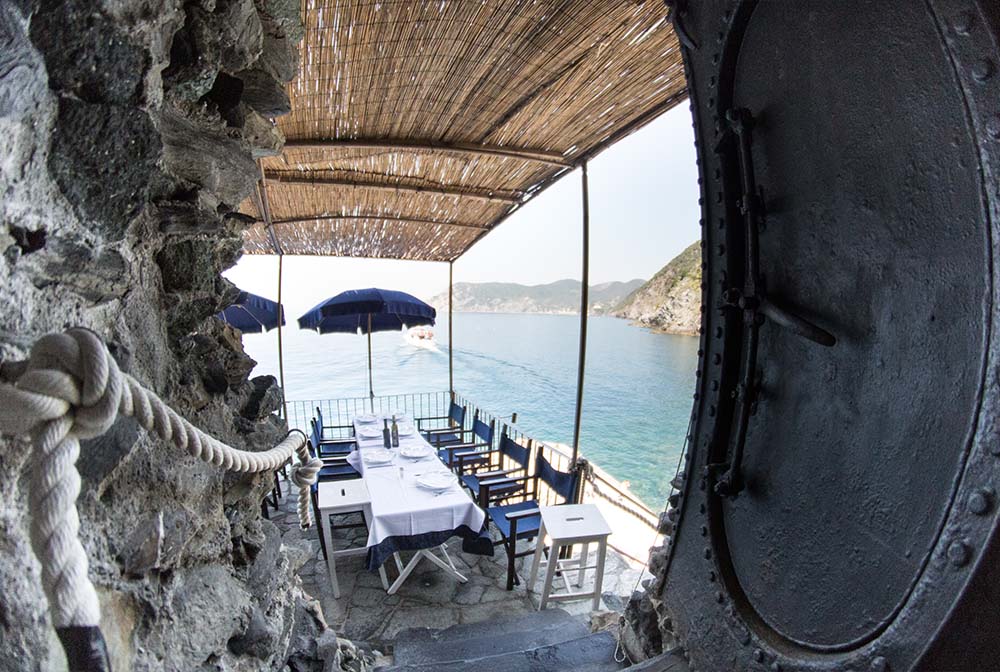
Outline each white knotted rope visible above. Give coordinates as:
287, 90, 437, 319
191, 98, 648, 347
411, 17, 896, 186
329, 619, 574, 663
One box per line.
0, 328, 323, 629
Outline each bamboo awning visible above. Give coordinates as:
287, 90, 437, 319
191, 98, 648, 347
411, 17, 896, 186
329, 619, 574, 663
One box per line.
240, 0, 687, 262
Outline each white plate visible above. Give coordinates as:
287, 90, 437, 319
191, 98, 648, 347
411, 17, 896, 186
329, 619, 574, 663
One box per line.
400, 443, 432, 460
416, 471, 457, 492
355, 413, 379, 424
397, 423, 416, 436
357, 425, 383, 439
362, 448, 394, 465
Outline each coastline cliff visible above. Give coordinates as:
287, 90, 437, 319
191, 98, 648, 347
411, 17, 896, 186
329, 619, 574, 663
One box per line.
612, 241, 701, 335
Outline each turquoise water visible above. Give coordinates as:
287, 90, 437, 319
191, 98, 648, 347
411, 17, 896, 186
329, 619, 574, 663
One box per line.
240, 313, 697, 510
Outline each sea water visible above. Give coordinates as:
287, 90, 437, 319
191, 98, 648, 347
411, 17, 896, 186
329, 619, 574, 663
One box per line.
240, 313, 697, 510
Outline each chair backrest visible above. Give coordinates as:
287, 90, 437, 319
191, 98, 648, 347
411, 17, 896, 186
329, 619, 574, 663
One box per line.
315, 406, 325, 429
535, 453, 580, 503
473, 416, 494, 445
448, 401, 466, 428
499, 433, 531, 470
310, 418, 322, 447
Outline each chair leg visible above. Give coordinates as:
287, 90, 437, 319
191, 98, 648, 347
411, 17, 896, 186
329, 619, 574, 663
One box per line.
593, 540, 608, 611
540, 542, 561, 610
261, 499, 269, 519
312, 489, 328, 562
577, 542, 589, 587
505, 539, 517, 591
528, 521, 547, 593
274, 472, 282, 498
321, 508, 340, 599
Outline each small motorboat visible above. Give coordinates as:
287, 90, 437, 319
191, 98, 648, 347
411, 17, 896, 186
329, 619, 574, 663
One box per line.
404, 325, 439, 351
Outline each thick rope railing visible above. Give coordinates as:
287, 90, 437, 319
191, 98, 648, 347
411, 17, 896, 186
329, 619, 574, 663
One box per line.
0, 328, 323, 672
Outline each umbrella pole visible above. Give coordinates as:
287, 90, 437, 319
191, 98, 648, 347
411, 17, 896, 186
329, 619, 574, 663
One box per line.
277, 254, 288, 422
448, 261, 454, 397
367, 313, 374, 412
571, 163, 590, 468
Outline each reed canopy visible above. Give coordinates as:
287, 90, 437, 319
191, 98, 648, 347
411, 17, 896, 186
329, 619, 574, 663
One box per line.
241, 0, 686, 263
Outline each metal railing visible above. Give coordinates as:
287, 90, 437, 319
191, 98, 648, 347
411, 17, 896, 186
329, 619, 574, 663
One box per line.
453, 392, 660, 533
285, 391, 452, 439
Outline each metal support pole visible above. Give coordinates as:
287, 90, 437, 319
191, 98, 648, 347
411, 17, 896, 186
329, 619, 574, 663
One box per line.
367, 313, 374, 412
448, 261, 454, 396
276, 254, 288, 422
571, 163, 590, 465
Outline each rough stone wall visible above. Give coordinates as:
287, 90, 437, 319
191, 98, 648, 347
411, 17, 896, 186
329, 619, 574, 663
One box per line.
0, 1, 334, 669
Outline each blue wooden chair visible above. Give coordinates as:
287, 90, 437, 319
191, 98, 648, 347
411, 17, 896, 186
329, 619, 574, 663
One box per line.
313, 408, 356, 458
438, 413, 495, 471
459, 428, 532, 503
418, 399, 467, 447
310, 418, 355, 461
480, 453, 581, 590
304, 436, 364, 563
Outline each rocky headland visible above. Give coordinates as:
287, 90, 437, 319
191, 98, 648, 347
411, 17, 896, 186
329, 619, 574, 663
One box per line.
612, 241, 701, 335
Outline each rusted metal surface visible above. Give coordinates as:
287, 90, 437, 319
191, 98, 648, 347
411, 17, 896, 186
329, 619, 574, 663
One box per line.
662, 1, 1000, 670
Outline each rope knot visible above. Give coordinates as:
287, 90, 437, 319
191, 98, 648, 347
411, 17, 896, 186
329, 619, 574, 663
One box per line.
290, 457, 323, 488
0, 329, 122, 439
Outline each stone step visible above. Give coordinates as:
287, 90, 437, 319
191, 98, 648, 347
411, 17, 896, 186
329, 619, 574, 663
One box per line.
385, 631, 622, 672
392, 608, 588, 666
625, 648, 690, 671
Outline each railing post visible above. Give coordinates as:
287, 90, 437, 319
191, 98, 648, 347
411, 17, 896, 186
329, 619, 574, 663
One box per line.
571, 162, 590, 464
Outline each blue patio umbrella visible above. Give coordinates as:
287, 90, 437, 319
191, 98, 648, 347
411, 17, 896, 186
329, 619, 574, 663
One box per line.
298, 288, 436, 406
219, 291, 285, 333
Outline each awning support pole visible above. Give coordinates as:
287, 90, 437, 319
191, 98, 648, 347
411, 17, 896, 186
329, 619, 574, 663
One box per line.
367, 313, 375, 412
448, 261, 454, 397
571, 163, 590, 466
277, 254, 288, 422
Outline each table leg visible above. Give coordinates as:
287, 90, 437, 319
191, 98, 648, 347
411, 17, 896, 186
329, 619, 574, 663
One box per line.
387, 551, 424, 595
438, 544, 459, 572
577, 542, 589, 587
378, 564, 390, 590
424, 546, 468, 583
528, 520, 546, 593
320, 508, 340, 598
592, 539, 608, 611
393, 552, 404, 574
540, 541, 561, 610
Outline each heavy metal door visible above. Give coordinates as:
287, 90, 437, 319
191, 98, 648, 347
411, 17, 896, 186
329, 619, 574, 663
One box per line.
661, 2, 1000, 670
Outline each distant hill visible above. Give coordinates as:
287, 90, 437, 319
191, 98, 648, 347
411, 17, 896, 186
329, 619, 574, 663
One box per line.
612, 241, 701, 335
430, 278, 645, 315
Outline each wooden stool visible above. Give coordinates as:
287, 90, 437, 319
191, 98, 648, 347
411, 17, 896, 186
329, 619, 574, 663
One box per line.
528, 503, 612, 611
317, 480, 401, 597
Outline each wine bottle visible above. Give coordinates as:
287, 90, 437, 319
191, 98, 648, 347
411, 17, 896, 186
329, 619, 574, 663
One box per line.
382, 418, 391, 448
390, 414, 400, 447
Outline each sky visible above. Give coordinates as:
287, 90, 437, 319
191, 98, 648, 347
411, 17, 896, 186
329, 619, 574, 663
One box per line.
225, 104, 700, 318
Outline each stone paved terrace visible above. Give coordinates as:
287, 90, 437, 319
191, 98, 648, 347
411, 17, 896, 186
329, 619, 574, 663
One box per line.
267, 475, 650, 650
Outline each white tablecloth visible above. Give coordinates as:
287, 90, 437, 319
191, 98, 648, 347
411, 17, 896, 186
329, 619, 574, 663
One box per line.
347, 417, 486, 565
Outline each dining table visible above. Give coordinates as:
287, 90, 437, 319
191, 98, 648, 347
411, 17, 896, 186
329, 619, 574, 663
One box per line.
346, 412, 493, 594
